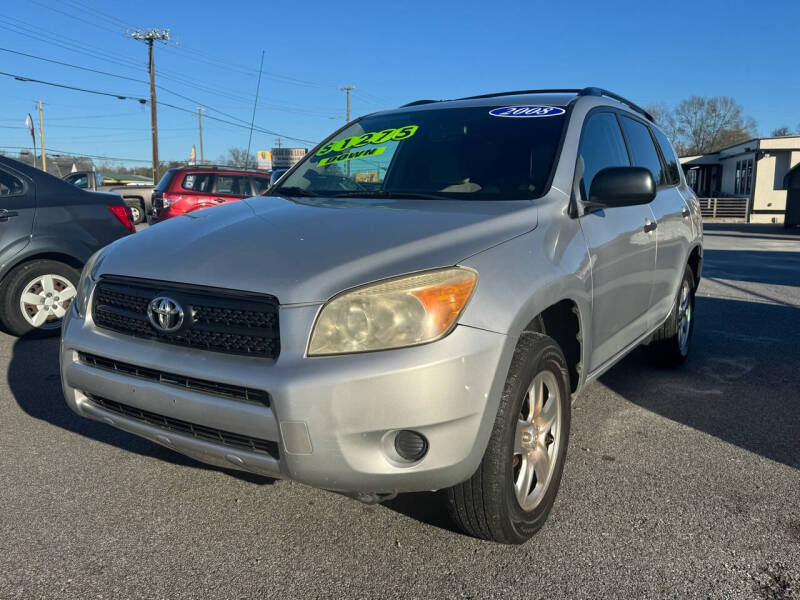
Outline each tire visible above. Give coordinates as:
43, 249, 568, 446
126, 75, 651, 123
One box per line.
125, 199, 145, 225
642, 264, 695, 367
445, 333, 571, 544
0, 259, 80, 337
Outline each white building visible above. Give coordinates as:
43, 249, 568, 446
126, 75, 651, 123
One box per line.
680, 135, 800, 225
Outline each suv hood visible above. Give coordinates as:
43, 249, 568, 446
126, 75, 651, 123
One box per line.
98, 194, 537, 304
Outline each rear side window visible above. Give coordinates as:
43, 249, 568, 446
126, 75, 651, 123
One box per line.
214, 175, 249, 195
252, 177, 270, 193
0, 170, 24, 196
182, 173, 213, 192
652, 127, 681, 185
577, 112, 630, 201
619, 116, 665, 185
154, 169, 176, 192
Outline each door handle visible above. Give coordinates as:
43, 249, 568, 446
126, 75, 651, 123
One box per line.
681, 206, 690, 219
643, 219, 658, 233
0, 209, 19, 221
212, 197, 225, 203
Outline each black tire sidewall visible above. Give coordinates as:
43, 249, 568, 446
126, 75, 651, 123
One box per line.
0, 260, 80, 337
126, 200, 144, 225
677, 265, 696, 359
488, 335, 572, 543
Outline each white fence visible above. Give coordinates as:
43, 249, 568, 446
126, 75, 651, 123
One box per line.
698, 197, 748, 221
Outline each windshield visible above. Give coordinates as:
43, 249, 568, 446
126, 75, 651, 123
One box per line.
274, 106, 566, 200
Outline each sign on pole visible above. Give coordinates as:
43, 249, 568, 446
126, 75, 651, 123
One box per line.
257, 150, 272, 171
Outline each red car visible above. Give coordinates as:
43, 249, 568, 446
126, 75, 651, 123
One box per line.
150, 166, 271, 223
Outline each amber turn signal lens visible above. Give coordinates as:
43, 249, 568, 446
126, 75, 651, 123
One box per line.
412, 271, 477, 337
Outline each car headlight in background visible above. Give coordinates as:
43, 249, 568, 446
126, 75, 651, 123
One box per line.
74, 249, 106, 317
308, 267, 477, 356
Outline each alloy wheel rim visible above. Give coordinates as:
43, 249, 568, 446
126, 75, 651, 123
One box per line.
19, 274, 77, 329
129, 206, 141, 222
677, 281, 692, 353
512, 370, 562, 511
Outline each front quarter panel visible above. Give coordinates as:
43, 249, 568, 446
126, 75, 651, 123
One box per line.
459, 192, 592, 388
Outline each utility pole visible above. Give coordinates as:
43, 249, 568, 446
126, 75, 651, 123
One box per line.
37, 101, 47, 172
197, 106, 204, 163
339, 85, 355, 122
245, 50, 265, 170
130, 28, 169, 183
275, 137, 282, 149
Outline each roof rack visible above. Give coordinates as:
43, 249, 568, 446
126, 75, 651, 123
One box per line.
179, 163, 270, 172
457, 88, 584, 101
434, 87, 654, 122
400, 99, 440, 107
576, 87, 654, 122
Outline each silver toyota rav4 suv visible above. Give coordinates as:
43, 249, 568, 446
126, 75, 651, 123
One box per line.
60, 87, 702, 544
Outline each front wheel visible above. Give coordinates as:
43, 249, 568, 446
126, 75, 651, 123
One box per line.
0, 259, 80, 337
445, 333, 571, 544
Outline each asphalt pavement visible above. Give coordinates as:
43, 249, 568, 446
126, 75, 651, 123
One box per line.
0, 223, 798, 599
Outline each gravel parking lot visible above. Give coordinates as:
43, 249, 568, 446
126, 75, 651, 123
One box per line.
0, 223, 798, 599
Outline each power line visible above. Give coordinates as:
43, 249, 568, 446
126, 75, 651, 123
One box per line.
0, 70, 318, 145
1, 45, 341, 120
0, 46, 148, 85
0, 145, 153, 163
0, 70, 147, 102
245, 51, 265, 169
0, 112, 145, 122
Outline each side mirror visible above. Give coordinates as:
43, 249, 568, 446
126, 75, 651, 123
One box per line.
588, 166, 656, 209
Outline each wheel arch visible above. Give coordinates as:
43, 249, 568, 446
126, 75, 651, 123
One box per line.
521, 298, 584, 394
687, 243, 702, 287
0, 248, 86, 285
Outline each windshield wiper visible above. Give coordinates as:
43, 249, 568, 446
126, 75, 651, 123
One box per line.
329, 190, 449, 200
272, 186, 319, 197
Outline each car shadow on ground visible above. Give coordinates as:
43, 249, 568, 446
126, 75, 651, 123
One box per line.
381, 491, 461, 534
7, 335, 275, 486
601, 294, 800, 471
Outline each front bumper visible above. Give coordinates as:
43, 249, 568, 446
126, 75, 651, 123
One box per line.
60, 304, 511, 494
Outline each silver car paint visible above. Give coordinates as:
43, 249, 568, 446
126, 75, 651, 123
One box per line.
97, 194, 538, 305
60, 93, 702, 494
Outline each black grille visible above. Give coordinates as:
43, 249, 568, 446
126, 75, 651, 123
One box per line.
78, 352, 270, 406
87, 395, 280, 459
92, 277, 280, 358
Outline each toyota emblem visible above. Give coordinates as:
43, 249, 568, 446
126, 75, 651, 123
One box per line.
147, 296, 184, 332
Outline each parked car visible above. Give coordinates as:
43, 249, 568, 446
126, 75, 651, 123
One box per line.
63, 170, 154, 225
60, 87, 703, 543
0, 157, 134, 336
150, 166, 271, 223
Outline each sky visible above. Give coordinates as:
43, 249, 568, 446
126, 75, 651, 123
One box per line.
1, 0, 798, 171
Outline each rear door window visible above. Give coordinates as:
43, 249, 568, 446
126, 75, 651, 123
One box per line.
619, 116, 665, 185
0, 169, 24, 196
214, 175, 249, 195
652, 127, 681, 185
577, 112, 631, 201
65, 173, 89, 188
182, 173, 214, 192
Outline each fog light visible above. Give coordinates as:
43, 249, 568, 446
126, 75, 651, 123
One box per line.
394, 430, 428, 462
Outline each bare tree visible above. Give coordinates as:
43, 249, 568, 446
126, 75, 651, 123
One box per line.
771, 125, 793, 137
647, 96, 757, 156
219, 147, 257, 168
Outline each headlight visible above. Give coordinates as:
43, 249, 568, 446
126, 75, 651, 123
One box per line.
308, 267, 477, 356
74, 249, 105, 317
